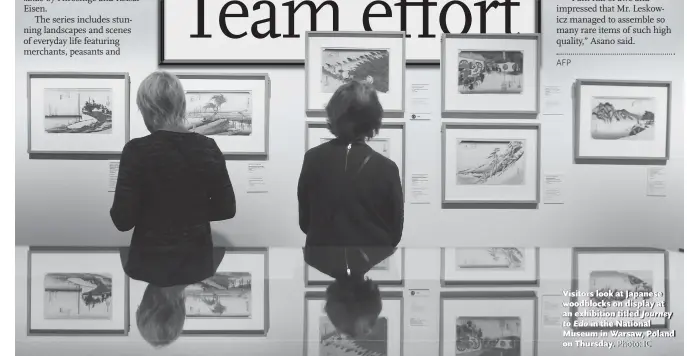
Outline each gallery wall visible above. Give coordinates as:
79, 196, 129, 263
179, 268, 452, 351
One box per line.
15, 247, 684, 355
14, 0, 684, 248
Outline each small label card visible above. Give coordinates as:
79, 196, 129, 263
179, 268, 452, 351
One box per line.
108, 161, 119, 192
247, 163, 268, 193
646, 167, 667, 197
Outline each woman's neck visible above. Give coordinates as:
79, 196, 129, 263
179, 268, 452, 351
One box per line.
155, 121, 189, 133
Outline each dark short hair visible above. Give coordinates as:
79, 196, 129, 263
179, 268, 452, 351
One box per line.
136, 284, 186, 348
324, 277, 382, 338
325, 81, 383, 142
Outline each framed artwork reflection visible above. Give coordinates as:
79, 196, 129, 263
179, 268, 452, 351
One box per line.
27, 247, 130, 335
174, 73, 271, 158
571, 247, 669, 331
27, 72, 130, 155
574, 80, 671, 161
441, 248, 539, 286
304, 291, 404, 356
441, 34, 540, 117
440, 291, 538, 356
441, 123, 541, 205
182, 249, 269, 335
304, 248, 405, 287
305, 31, 406, 116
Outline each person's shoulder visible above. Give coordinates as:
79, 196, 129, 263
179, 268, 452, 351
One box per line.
304, 141, 329, 160
369, 150, 398, 171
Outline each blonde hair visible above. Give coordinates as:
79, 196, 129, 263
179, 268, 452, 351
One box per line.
136, 284, 186, 348
136, 71, 186, 131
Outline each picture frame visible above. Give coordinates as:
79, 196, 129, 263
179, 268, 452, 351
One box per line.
304, 291, 404, 356
441, 123, 541, 205
27, 247, 130, 336
174, 73, 271, 158
441, 34, 540, 118
305, 121, 406, 190
441, 247, 539, 286
27, 72, 130, 155
574, 79, 671, 161
305, 31, 406, 116
440, 291, 538, 356
570, 247, 669, 331
304, 248, 405, 287
182, 248, 269, 335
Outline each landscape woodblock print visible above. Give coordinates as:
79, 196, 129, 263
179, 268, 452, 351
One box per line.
588, 270, 655, 313
456, 140, 525, 185
456, 317, 521, 356
43, 89, 113, 133
456, 248, 524, 269
43, 273, 113, 319
319, 316, 388, 356
590, 97, 656, 141
321, 49, 390, 93
319, 138, 391, 158
458, 51, 523, 94
185, 91, 253, 136
185, 272, 252, 317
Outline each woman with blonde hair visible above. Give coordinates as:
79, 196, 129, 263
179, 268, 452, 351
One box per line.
110, 70, 236, 347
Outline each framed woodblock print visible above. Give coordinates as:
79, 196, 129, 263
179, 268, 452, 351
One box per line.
305, 121, 406, 189
183, 249, 268, 335
441, 34, 540, 117
574, 80, 671, 161
304, 291, 404, 356
27, 72, 130, 155
304, 248, 404, 286
27, 247, 129, 335
442, 123, 541, 205
440, 291, 538, 356
175, 73, 271, 158
571, 248, 669, 331
305, 31, 406, 115
441, 248, 539, 286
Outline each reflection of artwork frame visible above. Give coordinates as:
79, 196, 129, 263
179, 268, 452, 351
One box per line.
305, 31, 406, 116
304, 248, 405, 287
441, 248, 539, 286
27, 72, 130, 155
182, 249, 269, 335
441, 123, 541, 205
574, 80, 671, 161
305, 121, 406, 192
440, 291, 538, 356
174, 73, 271, 158
304, 291, 404, 356
571, 247, 669, 331
27, 247, 130, 335
441, 34, 540, 118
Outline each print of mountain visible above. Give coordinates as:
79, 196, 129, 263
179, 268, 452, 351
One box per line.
592, 102, 654, 136
458, 142, 524, 184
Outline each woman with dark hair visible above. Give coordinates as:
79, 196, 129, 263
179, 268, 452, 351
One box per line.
298, 80, 404, 337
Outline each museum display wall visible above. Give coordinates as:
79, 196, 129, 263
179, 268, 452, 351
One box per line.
15, 1, 684, 249
14, 246, 684, 355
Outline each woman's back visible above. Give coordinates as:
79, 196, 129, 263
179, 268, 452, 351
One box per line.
298, 138, 403, 247
111, 130, 235, 245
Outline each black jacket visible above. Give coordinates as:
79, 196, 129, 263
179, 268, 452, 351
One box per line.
110, 130, 236, 286
297, 138, 404, 248
304, 246, 397, 280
